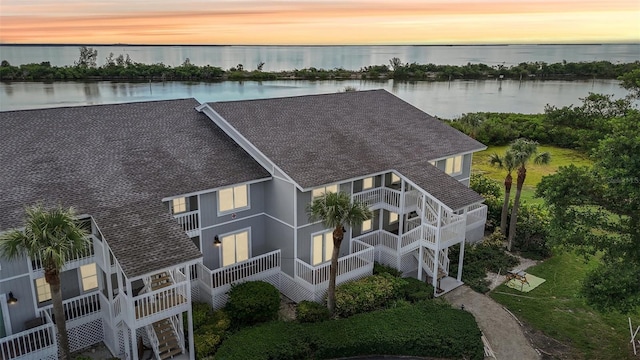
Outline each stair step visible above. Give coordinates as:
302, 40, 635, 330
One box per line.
151, 281, 173, 291
159, 347, 182, 360
158, 338, 179, 353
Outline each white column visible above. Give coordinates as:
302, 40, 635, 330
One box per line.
457, 240, 465, 282
130, 325, 138, 360
417, 246, 423, 281
432, 247, 439, 290
187, 307, 195, 359
398, 179, 405, 236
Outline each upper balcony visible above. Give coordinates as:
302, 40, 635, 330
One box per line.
30, 235, 96, 275
352, 187, 419, 214
173, 210, 200, 238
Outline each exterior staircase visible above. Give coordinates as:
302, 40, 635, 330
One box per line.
414, 248, 449, 281
143, 272, 185, 360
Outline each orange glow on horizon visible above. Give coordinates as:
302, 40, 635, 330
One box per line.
1, 0, 638, 44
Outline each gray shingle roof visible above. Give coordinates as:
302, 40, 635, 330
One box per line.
208, 90, 485, 209
0, 99, 270, 278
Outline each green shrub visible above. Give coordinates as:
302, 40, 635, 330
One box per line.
400, 277, 434, 302
191, 301, 213, 331
193, 309, 230, 358
334, 273, 405, 317
372, 262, 402, 277
450, 240, 519, 293
215, 302, 484, 360
225, 281, 280, 326
296, 301, 330, 323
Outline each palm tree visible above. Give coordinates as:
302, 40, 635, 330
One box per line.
507, 139, 551, 251
0, 204, 89, 360
307, 191, 372, 315
489, 150, 517, 236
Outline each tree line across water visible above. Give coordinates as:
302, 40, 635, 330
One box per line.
1, 46, 639, 82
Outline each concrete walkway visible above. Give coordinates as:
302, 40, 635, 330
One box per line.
444, 286, 540, 360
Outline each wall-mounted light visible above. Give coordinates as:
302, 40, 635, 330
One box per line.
214, 235, 221, 246
7, 292, 18, 304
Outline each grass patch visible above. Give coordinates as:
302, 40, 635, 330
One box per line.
490, 252, 639, 359
473, 145, 593, 204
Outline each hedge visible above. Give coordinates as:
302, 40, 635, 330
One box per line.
334, 273, 406, 317
225, 281, 280, 326
214, 301, 484, 360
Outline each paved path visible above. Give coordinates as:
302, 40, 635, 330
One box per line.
444, 286, 540, 360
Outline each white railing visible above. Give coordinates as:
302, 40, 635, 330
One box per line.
354, 230, 400, 252
174, 210, 200, 237
145, 323, 162, 360
440, 218, 466, 244
404, 190, 420, 210
39, 291, 101, 324
31, 237, 95, 272
0, 313, 57, 360
352, 187, 401, 209
295, 240, 374, 286
113, 292, 124, 321
130, 282, 189, 324
169, 314, 186, 353
466, 204, 488, 227
421, 248, 450, 277
199, 250, 281, 289
439, 248, 450, 274
400, 226, 423, 249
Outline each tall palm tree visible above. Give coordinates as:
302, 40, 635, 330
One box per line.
307, 191, 372, 315
489, 150, 517, 236
507, 139, 551, 251
0, 204, 89, 360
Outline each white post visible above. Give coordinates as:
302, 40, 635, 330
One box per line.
398, 178, 405, 236
457, 240, 465, 282
130, 325, 139, 360
188, 307, 195, 359
432, 248, 440, 290
417, 245, 423, 281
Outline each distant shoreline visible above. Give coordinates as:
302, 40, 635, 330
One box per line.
1, 42, 638, 47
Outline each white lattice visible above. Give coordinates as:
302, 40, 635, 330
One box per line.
375, 247, 399, 267
67, 318, 104, 353
190, 280, 200, 302
279, 273, 315, 303
116, 324, 130, 360
136, 327, 151, 349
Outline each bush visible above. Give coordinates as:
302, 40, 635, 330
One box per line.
193, 309, 230, 358
334, 273, 405, 317
215, 302, 484, 360
296, 301, 330, 323
225, 281, 280, 326
513, 203, 551, 259
191, 301, 213, 331
372, 262, 402, 277
400, 277, 434, 302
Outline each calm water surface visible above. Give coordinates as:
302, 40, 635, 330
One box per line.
1, 79, 632, 119
1, 44, 638, 70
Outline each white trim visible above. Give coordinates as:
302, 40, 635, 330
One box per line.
427, 149, 486, 163
161, 177, 270, 202
217, 184, 251, 216
264, 213, 296, 229
310, 229, 333, 266
0, 294, 13, 336
0, 272, 30, 283
293, 183, 298, 262
218, 227, 252, 267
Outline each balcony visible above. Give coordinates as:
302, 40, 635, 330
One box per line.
30, 236, 96, 273
39, 291, 101, 326
173, 210, 200, 238
352, 187, 419, 213
294, 240, 374, 295
0, 313, 57, 360
466, 203, 487, 231
196, 250, 281, 308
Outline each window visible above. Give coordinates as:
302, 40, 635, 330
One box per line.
312, 184, 338, 199
390, 173, 401, 184
445, 155, 463, 175
80, 263, 98, 292
312, 231, 333, 265
362, 177, 373, 190
221, 230, 250, 267
35, 277, 51, 302
389, 212, 399, 224
361, 219, 372, 232
218, 185, 249, 213
172, 197, 186, 214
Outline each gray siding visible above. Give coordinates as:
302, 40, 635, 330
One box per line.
200, 215, 265, 270
0, 276, 36, 333
199, 182, 266, 228
433, 153, 472, 182
297, 183, 351, 227
352, 175, 381, 193
297, 223, 351, 265
264, 178, 295, 226
265, 218, 294, 276
352, 209, 381, 238
0, 256, 29, 280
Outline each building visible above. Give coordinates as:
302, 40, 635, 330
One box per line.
0, 90, 487, 359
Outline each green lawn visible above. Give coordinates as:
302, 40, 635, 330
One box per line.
490, 252, 638, 359
472, 145, 593, 204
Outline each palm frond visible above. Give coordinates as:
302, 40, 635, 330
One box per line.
307, 191, 372, 230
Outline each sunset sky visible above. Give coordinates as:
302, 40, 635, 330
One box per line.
1, 0, 638, 45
